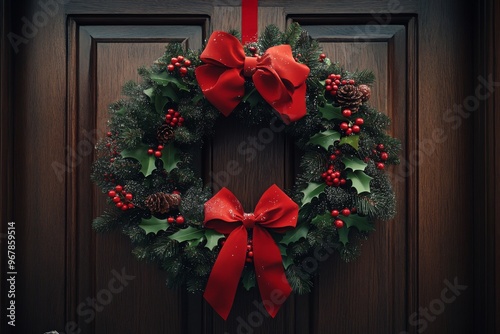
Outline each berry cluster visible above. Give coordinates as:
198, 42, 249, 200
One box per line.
166, 55, 191, 76
372, 144, 389, 170
319, 53, 327, 62
330, 207, 356, 229
103, 172, 116, 184
245, 239, 254, 263
339, 111, 364, 136
108, 185, 134, 211
321, 163, 346, 187
147, 144, 164, 158
324, 74, 355, 96
165, 108, 184, 128
248, 46, 259, 57
167, 215, 185, 226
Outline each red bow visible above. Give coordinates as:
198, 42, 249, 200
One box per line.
203, 184, 299, 320
195, 31, 310, 124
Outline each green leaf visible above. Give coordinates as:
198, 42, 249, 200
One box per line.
242, 88, 262, 107
242, 269, 256, 291
278, 244, 293, 270
346, 170, 373, 194
204, 229, 225, 250
159, 143, 180, 172
139, 216, 169, 235
188, 237, 203, 248
342, 156, 367, 172
337, 226, 350, 246
307, 130, 341, 150
280, 224, 309, 245
121, 143, 157, 177
300, 182, 326, 206
319, 104, 346, 121
342, 214, 374, 232
143, 87, 154, 100
155, 92, 170, 113
311, 212, 332, 226
168, 226, 204, 243
339, 135, 360, 150
150, 72, 189, 92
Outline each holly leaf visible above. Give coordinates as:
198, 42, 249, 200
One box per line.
342, 156, 367, 172
343, 214, 374, 232
139, 216, 169, 235
278, 244, 293, 269
143, 87, 154, 100
337, 226, 350, 246
149, 72, 189, 92
339, 135, 360, 150
155, 91, 171, 113
346, 170, 373, 194
159, 143, 180, 172
188, 237, 203, 247
242, 269, 256, 291
168, 226, 204, 243
121, 143, 157, 177
307, 130, 341, 150
280, 223, 309, 245
242, 87, 262, 107
204, 229, 225, 250
319, 104, 346, 121
311, 212, 332, 227
300, 182, 326, 206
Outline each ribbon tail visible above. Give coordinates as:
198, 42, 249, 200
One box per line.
252, 226, 292, 318
204, 226, 248, 320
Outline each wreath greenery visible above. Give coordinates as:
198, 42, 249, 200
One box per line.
91, 23, 400, 298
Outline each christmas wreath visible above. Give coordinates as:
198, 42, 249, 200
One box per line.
91, 23, 400, 319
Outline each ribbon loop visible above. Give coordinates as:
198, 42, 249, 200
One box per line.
203, 184, 299, 319
195, 31, 310, 124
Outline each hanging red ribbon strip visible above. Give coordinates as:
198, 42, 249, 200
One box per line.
203, 184, 299, 320
195, 31, 310, 124
241, 0, 258, 44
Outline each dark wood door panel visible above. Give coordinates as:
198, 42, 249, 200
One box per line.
68, 19, 205, 333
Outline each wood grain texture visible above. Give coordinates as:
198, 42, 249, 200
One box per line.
418, 0, 474, 333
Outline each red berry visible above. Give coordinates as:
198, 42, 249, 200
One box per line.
349, 79, 355, 85
128, 203, 135, 209
154, 151, 162, 158
247, 244, 252, 251
106, 131, 112, 137
340, 122, 349, 130
112, 196, 121, 203
174, 112, 180, 117
319, 53, 326, 59
179, 67, 188, 76
332, 85, 339, 90
178, 117, 185, 124
321, 172, 328, 179
342, 109, 352, 117
331, 210, 339, 217
352, 125, 360, 133
108, 190, 116, 198
166, 114, 173, 121
172, 190, 181, 195
175, 216, 185, 225
115, 185, 123, 192
355, 118, 364, 125
247, 251, 254, 258
121, 205, 128, 211
325, 85, 332, 91
105, 143, 111, 148
377, 162, 385, 170
177, 55, 184, 62
330, 154, 336, 160
168, 108, 175, 115
171, 57, 178, 65
345, 128, 353, 135
147, 148, 154, 155
334, 79, 340, 85
174, 62, 181, 68
110, 158, 115, 163
158, 145, 164, 151
342, 208, 351, 216
333, 178, 340, 185
330, 90, 337, 96
172, 117, 178, 124
340, 179, 346, 185
334, 219, 344, 228
341, 80, 347, 85
183, 59, 191, 67
377, 144, 385, 151
380, 152, 389, 161
249, 46, 257, 53
167, 217, 175, 224
167, 64, 175, 72
325, 79, 332, 85
116, 201, 124, 208
125, 193, 133, 201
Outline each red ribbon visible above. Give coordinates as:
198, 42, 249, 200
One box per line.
203, 184, 298, 320
195, 31, 310, 124
242, 0, 258, 44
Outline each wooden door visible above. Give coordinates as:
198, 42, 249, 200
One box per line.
2, 0, 496, 333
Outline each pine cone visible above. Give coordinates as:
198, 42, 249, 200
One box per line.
336, 84, 363, 112
144, 193, 181, 214
157, 124, 175, 144
358, 84, 371, 102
